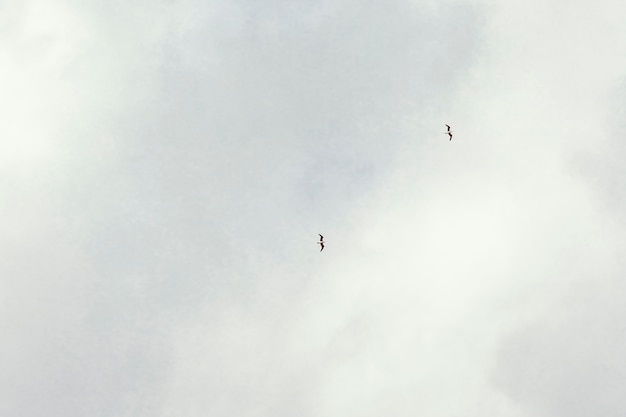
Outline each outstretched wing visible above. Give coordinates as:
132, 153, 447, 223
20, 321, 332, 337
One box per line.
445, 124, 451, 131
319, 234, 324, 241
320, 242, 324, 252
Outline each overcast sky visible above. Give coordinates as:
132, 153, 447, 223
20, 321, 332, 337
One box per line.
2, 0, 626, 416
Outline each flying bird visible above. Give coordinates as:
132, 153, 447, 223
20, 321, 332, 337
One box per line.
317, 234, 324, 252
445, 124, 453, 141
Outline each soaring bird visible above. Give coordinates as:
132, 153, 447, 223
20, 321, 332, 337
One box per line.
317, 234, 325, 252
445, 124, 453, 141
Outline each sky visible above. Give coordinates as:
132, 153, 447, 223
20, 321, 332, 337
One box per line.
1, 0, 626, 416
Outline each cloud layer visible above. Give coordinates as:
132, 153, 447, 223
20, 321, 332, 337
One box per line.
2, 1, 626, 416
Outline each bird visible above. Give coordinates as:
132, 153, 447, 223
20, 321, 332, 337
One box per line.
317, 234, 325, 252
445, 124, 453, 141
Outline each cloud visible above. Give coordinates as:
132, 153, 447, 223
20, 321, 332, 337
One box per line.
3, 0, 626, 416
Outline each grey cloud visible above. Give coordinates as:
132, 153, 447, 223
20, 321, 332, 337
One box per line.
10, 1, 626, 417
493, 273, 626, 417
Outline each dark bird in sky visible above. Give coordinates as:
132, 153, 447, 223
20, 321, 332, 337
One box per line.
317, 234, 324, 252
445, 124, 453, 141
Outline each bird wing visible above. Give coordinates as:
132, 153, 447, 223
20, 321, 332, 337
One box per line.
320, 242, 324, 251
319, 234, 323, 241
446, 124, 451, 131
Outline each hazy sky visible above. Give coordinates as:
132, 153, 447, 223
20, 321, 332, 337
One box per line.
2, 1, 626, 416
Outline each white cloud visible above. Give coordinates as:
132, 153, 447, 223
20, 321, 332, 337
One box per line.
2, 0, 626, 416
